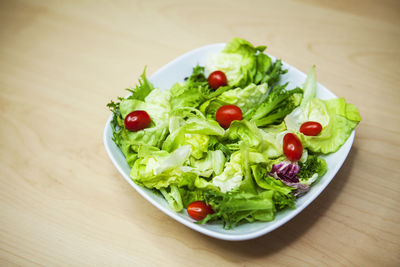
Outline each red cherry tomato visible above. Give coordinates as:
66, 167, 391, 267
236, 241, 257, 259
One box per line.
124, 110, 151, 131
187, 201, 213, 221
216, 105, 242, 129
208, 70, 227, 90
283, 133, 303, 161
300, 121, 322, 136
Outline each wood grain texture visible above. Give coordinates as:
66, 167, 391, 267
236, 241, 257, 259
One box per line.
0, 0, 399, 265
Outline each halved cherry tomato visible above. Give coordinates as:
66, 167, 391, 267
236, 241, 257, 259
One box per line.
124, 110, 151, 131
283, 133, 303, 161
300, 121, 322, 136
208, 70, 227, 90
187, 201, 214, 221
216, 104, 242, 128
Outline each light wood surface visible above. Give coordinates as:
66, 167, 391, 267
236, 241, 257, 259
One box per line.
1, 0, 399, 266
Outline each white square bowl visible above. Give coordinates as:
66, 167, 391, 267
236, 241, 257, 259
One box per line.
103, 43, 354, 241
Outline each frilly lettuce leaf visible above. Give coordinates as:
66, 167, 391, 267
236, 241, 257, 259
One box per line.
169, 65, 208, 109
298, 155, 327, 185
198, 190, 276, 229
125, 68, 154, 101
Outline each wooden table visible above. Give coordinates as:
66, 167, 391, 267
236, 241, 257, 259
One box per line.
1, 0, 399, 265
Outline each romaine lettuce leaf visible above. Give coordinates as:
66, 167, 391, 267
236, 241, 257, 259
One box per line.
246, 83, 303, 127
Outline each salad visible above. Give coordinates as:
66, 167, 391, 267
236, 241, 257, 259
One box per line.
107, 38, 361, 229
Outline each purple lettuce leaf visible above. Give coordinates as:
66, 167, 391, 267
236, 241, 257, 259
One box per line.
269, 160, 310, 197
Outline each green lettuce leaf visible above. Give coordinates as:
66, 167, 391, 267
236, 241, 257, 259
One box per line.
183, 134, 209, 159
298, 155, 327, 185
206, 38, 258, 88
162, 110, 225, 153
215, 83, 269, 114
115, 89, 171, 165
160, 185, 183, 212
179, 187, 206, 208
245, 83, 303, 127
198, 83, 269, 119
198, 190, 276, 229
285, 97, 361, 154
258, 59, 287, 86
130, 145, 197, 190
251, 164, 293, 195
205, 38, 286, 89
225, 120, 285, 158
125, 68, 154, 101
251, 163, 295, 210
300, 66, 317, 108
258, 122, 287, 158
119, 127, 169, 164
254, 52, 271, 84
169, 65, 208, 109
238, 142, 257, 194
107, 72, 170, 167
211, 151, 243, 193
120, 89, 170, 125
225, 120, 264, 148
190, 150, 226, 177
